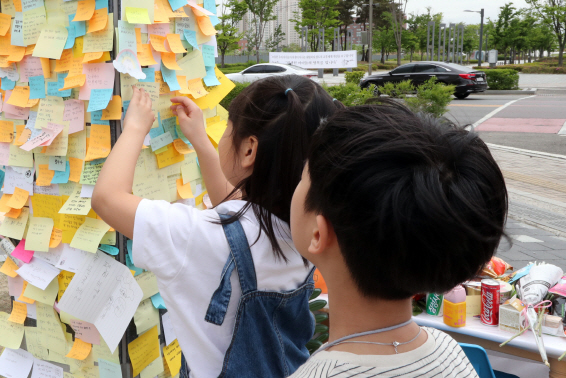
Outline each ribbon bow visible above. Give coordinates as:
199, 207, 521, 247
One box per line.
520, 300, 552, 328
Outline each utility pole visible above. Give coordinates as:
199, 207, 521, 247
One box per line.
368, 0, 373, 75
478, 9, 484, 66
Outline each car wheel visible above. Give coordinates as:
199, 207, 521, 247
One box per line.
454, 93, 470, 99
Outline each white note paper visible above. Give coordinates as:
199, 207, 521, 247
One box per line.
16, 257, 61, 290
30, 359, 64, 378
0, 348, 34, 378
54, 244, 91, 273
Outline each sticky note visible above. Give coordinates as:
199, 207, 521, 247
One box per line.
87, 7, 108, 33
128, 325, 160, 376
161, 62, 180, 91
69, 157, 84, 182
101, 95, 121, 120
0, 312, 25, 349
59, 184, 92, 215
6, 187, 29, 209
163, 339, 182, 376
206, 121, 227, 147
50, 228, 63, 248
70, 217, 111, 253
197, 15, 216, 36
25, 217, 54, 252
23, 277, 58, 305
161, 52, 181, 70
79, 62, 115, 100
126, 7, 151, 24
177, 49, 206, 80
87, 88, 113, 112
7, 86, 30, 107
202, 44, 215, 67
51, 161, 70, 184
0, 207, 29, 240
138, 44, 157, 66
63, 99, 85, 134
194, 67, 236, 110
29, 75, 45, 99
66, 338, 92, 360
0, 13, 11, 36
74, 0, 95, 21
149, 34, 167, 52
118, 20, 137, 54
183, 29, 198, 50
0, 257, 19, 278
0, 120, 14, 142
32, 26, 68, 60
98, 359, 122, 378
36, 164, 55, 186
84, 124, 111, 161
203, 65, 221, 87
173, 138, 193, 155
61, 74, 86, 91
176, 178, 193, 199
166, 33, 186, 53
82, 11, 113, 53
140, 67, 155, 82
7, 300, 26, 324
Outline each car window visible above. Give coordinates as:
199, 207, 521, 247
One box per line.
391, 64, 415, 74
243, 66, 264, 74
413, 64, 437, 73
435, 66, 449, 72
287, 64, 306, 70
262, 65, 286, 73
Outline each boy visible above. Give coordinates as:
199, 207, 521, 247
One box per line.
289, 100, 507, 377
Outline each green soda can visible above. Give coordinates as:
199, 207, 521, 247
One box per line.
426, 293, 444, 316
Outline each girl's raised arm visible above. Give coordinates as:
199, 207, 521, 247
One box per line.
91, 87, 155, 239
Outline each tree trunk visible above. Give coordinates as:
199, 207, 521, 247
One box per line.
256, 48, 260, 63
397, 46, 401, 66
381, 46, 385, 64
410, 49, 413, 62
221, 52, 226, 68
559, 39, 565, 67
420, 50, 424, 61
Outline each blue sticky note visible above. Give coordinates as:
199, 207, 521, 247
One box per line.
29, 75, 45, 99
168, 0, 186, 11
160, 62, 181, 91
183, 29, 199, 50
91, 110, 110, 125
151, 293, 167, 309
122, 100, 130, 116
99, 244, 119, 255
95, 0, 107, 10
90, 158, 107, 165
203, 66, 221, 87
209, 15, 220, 26
162, 117, 177, 139
202, 45, 215, 67
140, 68, 155, 82
47, 81, 60, 97
57, 73, 72, 97
149, 113, 164, 138
87, 88, 113, 112
51, 161, 70, 184
176, 124, 191, 146
69, 14, 86, 37
0, 169, 5, 190
64, 25, 75, 50
126, 240, 144, 276
1, 78, 15, 90
203, 0, 216, 14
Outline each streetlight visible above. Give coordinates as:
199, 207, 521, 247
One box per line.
464, 9, 484, 66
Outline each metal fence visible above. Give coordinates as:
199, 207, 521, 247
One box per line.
215, 54, 399, 65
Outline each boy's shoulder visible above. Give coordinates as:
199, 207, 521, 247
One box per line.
289, 327, 478, 378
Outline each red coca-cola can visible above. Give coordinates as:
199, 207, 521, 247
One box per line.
481, 279, 500, 326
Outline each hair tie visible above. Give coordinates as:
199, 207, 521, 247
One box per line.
332, 98, 337, 102
285, 88, 293, 96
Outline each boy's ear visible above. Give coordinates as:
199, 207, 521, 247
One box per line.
240, 136, 258, 169
308, 215, 334, 255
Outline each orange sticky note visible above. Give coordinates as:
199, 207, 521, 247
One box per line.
138, 44, 157, 66
84, 124, 111, 161
5, 207, 22, 218
90, 51, 111, 63
187, 78, 206, 99
25, 98, 39, 108
7, 45, 25, 62
155, 71, 169, 95
36, 164, 55, 187
0, 194, 12, 212
18, 282, 35, 304
0, 257, 19, 278
176, 178, 193, 199
135, 28, 142, 51
197, 15, 216, 36
177, 75, 188, 94
166, 34, 186, 53
7, 86, 30, 107
49, 227, 63, 248
156, 144, 184, 169
16, 128, 31, 146
25, 45, 34, 55
8, 301, 26, 324
66, 338, 92, 360
6, 187, 29, 209
40, 57, 51, 79
0, 13, 11, 36
69, 157, 84, 182
161, 52, 181, 70
82, 51, 103, 63
54, 49, 73, 72
74, 0, 96, 21
173, 138, 193, 154
61, 74, 86, 91
13, 124, 25, 146
101, 95, 121, 120
87, 8, 108, 33
149, 34, 168, 52
13, 0, 22, 13
69, 56, 84, 77
0, 120, 14, 143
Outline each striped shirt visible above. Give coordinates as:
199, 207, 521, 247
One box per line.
289, 328, 478, 378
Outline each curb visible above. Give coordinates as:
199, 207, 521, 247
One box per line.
487, 143, 566, 162
474, 90, 536, 95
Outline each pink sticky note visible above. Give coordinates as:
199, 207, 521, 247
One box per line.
0, 142, 10, 165
0, 92, 3, 112
8, 275, 24, 297
3, 91, 30, 120
148, 23, 170, 37
70, 319, 100, 345
11, 239, 34, 264
19, 56, 44, 82
63, 100, 85, 134
20, 123, 64, 151
79, 63, 116, 101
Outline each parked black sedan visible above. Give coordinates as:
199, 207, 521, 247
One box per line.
360, 61, 487, 99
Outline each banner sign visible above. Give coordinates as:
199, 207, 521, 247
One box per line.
269, 51, 358, 69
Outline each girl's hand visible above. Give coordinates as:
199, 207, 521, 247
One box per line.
123, 87, 155, 134
170, 96, 210, 150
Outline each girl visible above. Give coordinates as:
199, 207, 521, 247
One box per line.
92, 75, 342, 378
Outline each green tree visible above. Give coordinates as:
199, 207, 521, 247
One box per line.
389, 0, 408, 66
492, 3, 517, 64
216, 0, 248, 68
243, 24, 258, 62
292, 0, 340, 52
244, 0, 278, 63
526, 0, 566, 66
336, 0, 357, 50
264, 24, 286, 51
463, 24, 480, 63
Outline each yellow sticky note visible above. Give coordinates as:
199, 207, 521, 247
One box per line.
8, 301, 27, 324
84, 124, 111, 161
194, 67, 236, 110
70, 217, 111, 253
61, 74, 86, 91
101, 95, 122, 120
30, 193, 62, 228
176, 178, 193, 199
69, 157, 84, 182
0, 13, 11, 36
66, 338, 92, 360
166, 33, 186, 53
128, 325, 160, 376
7, 86, 30, 107
74, 0, 95, 21
206, 121, 227, 148
59, 184, 92, 215
126, 7, 151, 24
161, 52, 181, 70
6, 187, 29, 210
32, 26, 68, 60
57, 270, 75, 300
87, 8, 107, 33
0, 257, 19, 278
25, 216, 54, 252
0, 311, 24, 348
82, 12, 113, 53
18, 281, 35, 304
24, 278, 58, 305
156, 144, 184, 169
50, 227, 63, 248
36, 164, 55, 186
0, 207, 29, 239
0, 120, 14, 143
187, 78, 207, 99
137, 44, 157, 66
163, 339, 182, 377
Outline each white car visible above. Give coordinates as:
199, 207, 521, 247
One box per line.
225, 63, 318, 83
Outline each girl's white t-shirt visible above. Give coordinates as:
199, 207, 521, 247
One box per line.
132, 199, 313, 378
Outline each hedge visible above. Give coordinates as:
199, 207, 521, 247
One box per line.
219, 82, 250, 109
483, 69, 519, 90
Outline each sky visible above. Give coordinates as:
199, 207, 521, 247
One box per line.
406, 0, 530, 25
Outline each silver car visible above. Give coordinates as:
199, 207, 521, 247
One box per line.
225, 63, 318, 83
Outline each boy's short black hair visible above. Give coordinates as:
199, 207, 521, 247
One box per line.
305, 100, 508, 300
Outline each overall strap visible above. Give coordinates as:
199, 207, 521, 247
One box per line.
205, 214, 258, 326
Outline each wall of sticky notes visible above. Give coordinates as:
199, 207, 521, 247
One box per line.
0, 0, 233, 375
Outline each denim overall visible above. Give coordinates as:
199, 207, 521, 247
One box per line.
180, 214, 315, 378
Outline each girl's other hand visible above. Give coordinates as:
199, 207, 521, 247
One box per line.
124, 86, 155, 134
170, 96, 210, 150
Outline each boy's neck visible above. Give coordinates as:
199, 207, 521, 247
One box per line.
326, 275, 413, 343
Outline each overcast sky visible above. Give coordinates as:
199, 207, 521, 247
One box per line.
406, 0, 530, 24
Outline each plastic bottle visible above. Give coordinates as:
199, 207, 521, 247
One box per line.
443, 285, 466, 327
